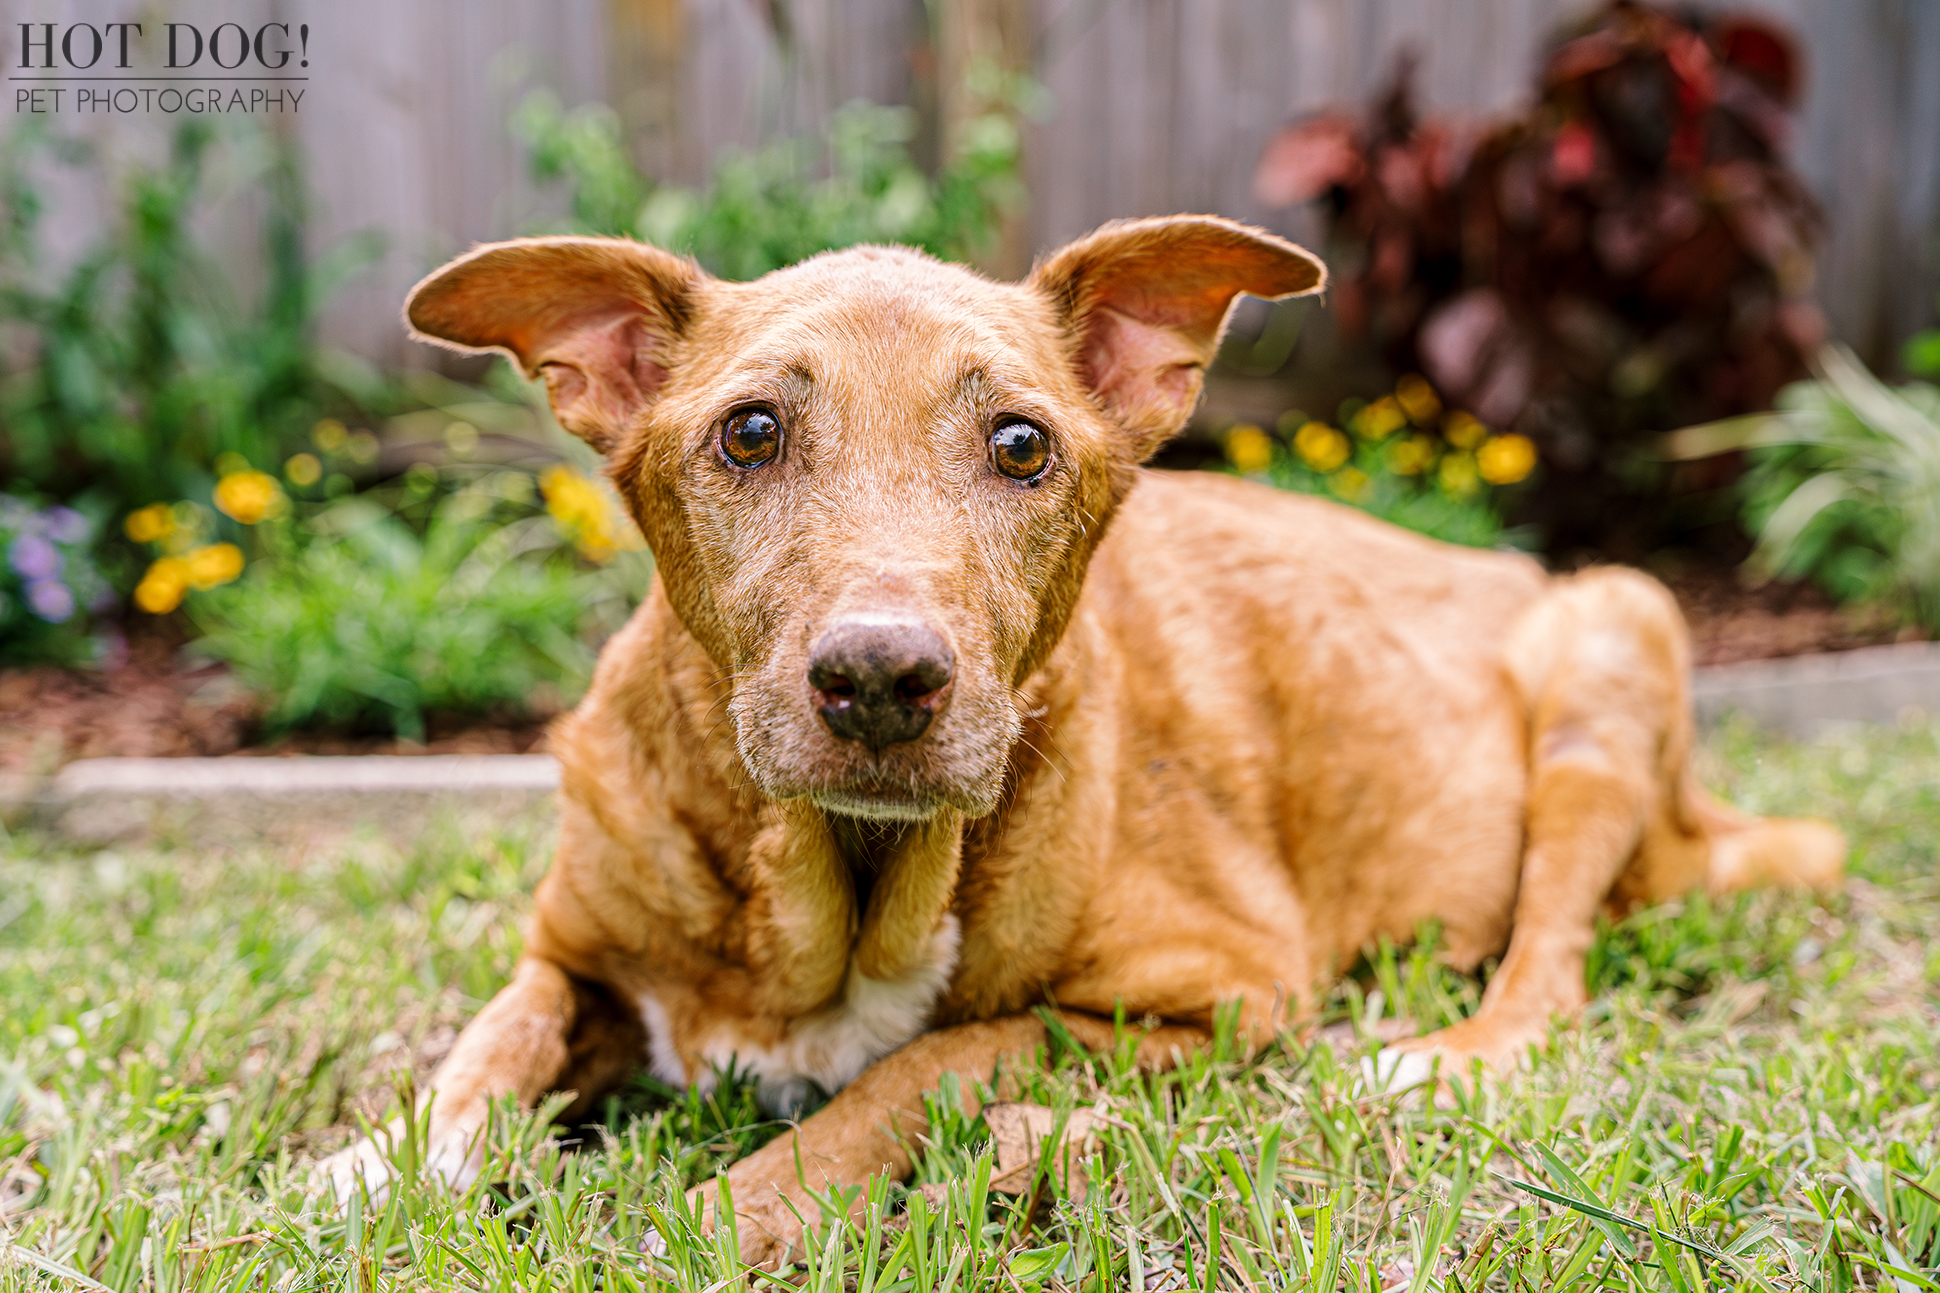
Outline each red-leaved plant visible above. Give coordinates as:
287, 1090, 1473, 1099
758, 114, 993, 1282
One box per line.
1256, 0, 1823, 554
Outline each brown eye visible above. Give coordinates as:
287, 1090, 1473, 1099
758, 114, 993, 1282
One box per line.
722, 408, 781, 468
991, 420, 1050, 482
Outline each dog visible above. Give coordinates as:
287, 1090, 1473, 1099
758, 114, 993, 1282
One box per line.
324, 215, 1844, 1263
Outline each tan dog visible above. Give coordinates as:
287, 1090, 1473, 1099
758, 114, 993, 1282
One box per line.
325, 215, 1843, 1262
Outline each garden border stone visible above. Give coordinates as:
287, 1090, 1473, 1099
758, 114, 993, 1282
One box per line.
1691, 640, 1940, 735
7, 754, 561, 847
4, 643, 1935, 845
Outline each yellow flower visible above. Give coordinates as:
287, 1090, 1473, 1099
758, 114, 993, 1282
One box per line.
541, 465, 644, 563
123, 503, 175, 545
1443, 410, 1488, 450
1439, 451, 1480, 497
311, 418, 348, 453
1224, 424, 1274, 474
1387, 434, 1437, 477
134, 557, 190, 614
1328, 466, 1370, 502
1395, 375, 1442, 426
1477, 433, 1538, 485
1293, 422, 1351, 473
285, 453, 322, 487
184, 543, 244, 590
1352, 396, 1407, 441
213, 470, 285, 525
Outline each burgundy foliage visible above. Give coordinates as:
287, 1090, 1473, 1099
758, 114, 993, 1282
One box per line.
1255, 1, 1823, 553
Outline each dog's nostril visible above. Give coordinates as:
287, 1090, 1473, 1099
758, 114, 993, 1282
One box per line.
807, 620, 955, 751
893, 671, 936, 703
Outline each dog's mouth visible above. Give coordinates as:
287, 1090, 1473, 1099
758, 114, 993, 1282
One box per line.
808, 783, 947, 823
732, 710, 1010, 824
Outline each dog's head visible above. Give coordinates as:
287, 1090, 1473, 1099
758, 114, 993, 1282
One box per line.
408, 216, 1322, 821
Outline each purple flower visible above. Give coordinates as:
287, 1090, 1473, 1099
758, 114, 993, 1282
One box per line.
9, 533, 61, 582
26, 578, 74, 623
43, 506, 89, 544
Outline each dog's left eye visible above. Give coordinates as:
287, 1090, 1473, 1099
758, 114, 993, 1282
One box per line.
991, 420, 1050, 482
721, 408, 782, 468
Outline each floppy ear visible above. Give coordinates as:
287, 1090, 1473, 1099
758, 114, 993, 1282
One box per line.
406, 236, 704, 452
1029, 215, 1326, 459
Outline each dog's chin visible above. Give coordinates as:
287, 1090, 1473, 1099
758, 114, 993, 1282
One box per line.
806, 788, 947, 823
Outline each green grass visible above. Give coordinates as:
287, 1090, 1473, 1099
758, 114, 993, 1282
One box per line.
1, 719, 1937, 1290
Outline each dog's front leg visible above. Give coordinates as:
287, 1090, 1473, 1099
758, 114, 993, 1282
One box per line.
324, 955, 583, 1200
689, 1012, 1206, 1269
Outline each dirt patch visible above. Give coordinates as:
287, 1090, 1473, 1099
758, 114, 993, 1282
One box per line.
0, 638, 549, 776
1660, 566, 1924, 667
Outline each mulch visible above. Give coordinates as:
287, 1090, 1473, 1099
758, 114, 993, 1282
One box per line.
1662, 565, 1923, 667
0, 571, 1922, 774
0, 637, 549, 776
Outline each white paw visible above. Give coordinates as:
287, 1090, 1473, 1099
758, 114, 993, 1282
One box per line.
424, 1124, 485, 1192
319, 1120, 484, 1203
1359, 1046, 1439, 1094
321, 1133, 398, 1205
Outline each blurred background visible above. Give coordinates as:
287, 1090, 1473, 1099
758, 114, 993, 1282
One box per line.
1, 0, 1937, 763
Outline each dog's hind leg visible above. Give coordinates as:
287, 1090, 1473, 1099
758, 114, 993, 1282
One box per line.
1689, 786, 1845, 896
1383, 567, 1843, 1081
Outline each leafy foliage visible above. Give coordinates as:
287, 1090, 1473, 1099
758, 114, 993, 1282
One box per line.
0, 496, 111, 665
0, 119, 378, 527
1254, 3, 1822, 553
189, 467, 648, 741
514, 80, 1029, 278
1672, 345, 1940, 631
1904, 294, 1940, 379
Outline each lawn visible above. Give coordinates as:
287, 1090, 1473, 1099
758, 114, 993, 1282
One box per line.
1, 719, 1936, 1291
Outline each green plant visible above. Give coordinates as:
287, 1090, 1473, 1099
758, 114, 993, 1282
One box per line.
186, 466, 648, 741
0, 495, 112, 664
1669, 345, 1940, 631
514, 76, 1030, 278
1904, 293, 1940, 377
0, 118, 379, 568
1221, 375, 1537, 548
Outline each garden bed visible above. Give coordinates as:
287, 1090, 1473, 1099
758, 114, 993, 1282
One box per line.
0, 566, 1917, 775
0, 638, 551, 776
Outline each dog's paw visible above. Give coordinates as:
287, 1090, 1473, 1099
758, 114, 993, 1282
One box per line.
1358, 1045, 1440, 1094
321, 1132, 400, 1205
319, 1117, 485, 1204
682, 1177, 808, 1272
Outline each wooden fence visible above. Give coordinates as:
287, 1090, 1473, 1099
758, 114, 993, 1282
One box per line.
0, 0, 1934, 369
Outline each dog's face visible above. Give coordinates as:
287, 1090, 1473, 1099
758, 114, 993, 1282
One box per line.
408, 218, 1322, 821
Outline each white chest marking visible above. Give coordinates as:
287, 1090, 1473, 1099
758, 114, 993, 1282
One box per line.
640, 915, 961, 1116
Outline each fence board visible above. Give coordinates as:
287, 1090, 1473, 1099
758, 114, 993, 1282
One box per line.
0, 0, 1931, 369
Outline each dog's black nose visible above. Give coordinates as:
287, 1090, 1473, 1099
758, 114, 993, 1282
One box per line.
808, 620, 954, 751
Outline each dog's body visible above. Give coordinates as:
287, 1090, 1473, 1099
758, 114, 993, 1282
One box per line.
327, 217, 1843, 1263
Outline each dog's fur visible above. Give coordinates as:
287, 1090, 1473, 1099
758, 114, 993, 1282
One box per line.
326, 216, 1844, 1263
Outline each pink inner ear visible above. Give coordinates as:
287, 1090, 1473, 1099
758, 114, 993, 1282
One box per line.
534, 313, 670, 447
1079, 304, 1208, 425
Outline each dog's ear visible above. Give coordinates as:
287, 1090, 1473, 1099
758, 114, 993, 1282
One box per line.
406, 237, 704, 452
1029, 216, 1325, 458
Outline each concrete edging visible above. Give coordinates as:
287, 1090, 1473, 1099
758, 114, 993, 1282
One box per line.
1691, 640, 1940, 735
8, 754, 561, 847
4, 642, 1935, 846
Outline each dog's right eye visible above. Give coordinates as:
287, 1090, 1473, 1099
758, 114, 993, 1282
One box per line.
721, 408, 781, 468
